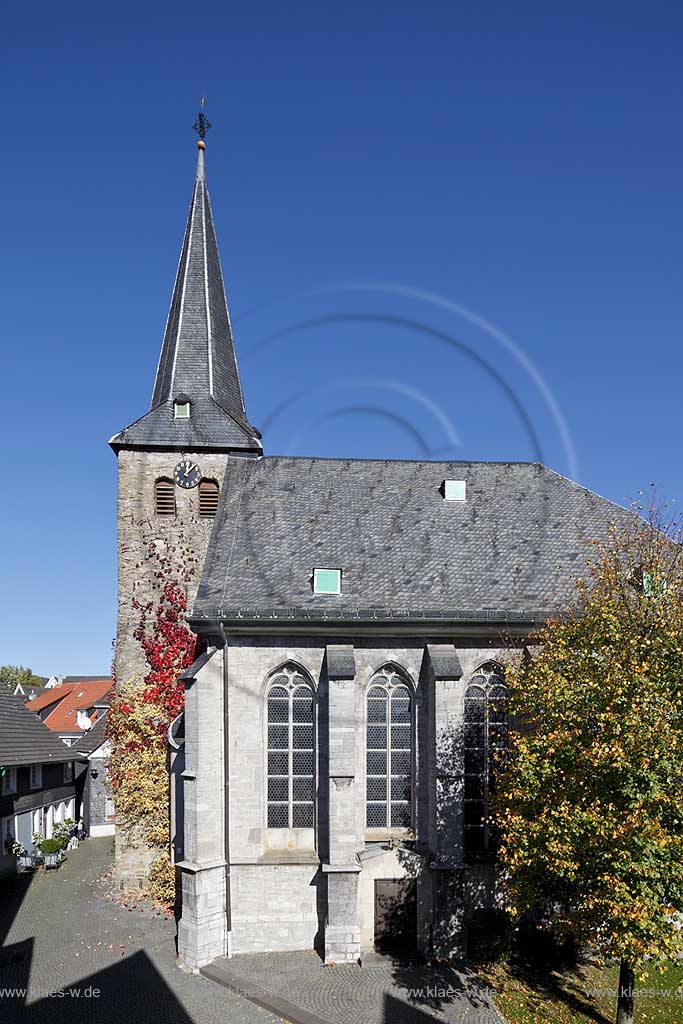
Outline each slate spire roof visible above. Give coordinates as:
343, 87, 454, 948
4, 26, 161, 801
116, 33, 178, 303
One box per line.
110, 141, 261, 453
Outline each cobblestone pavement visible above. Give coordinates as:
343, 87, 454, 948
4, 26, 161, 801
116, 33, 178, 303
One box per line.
204, 951, 505, 1024
0, 838, 505, 1024
0, 838, 283, 1024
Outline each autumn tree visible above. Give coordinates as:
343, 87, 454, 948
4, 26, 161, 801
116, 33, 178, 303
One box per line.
495, 498, 683, 1024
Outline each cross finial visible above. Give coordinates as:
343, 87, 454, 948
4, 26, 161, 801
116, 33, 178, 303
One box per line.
193, 98, 212, 147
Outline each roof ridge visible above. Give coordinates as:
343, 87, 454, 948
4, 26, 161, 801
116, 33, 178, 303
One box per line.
257, 454, 542, 467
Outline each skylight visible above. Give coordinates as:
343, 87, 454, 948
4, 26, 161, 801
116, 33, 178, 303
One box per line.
313, 567, 342, 595
443, 480, 466, 502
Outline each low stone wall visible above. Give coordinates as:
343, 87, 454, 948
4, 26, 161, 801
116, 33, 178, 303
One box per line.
230, 863, 323, 954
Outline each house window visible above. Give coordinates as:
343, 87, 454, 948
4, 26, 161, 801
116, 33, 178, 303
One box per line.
30, 764, 42, 790
366, 670, 413, 830
266, 666, 315, 829
63, 762, 73, 783
2, 816, 15, 852
174, 400, 191, 419
198, 478, 220, 517
154, 478, 176, 516
463, 662, 508, 858
33, 808, 44, 837
1, 767, 17, 795
313, 567, 342, 595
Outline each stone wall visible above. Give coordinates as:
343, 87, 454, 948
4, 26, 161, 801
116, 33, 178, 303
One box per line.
88, 746, 115, 837
113, 446, 228, 885
114, 448, 228, 687
230, 864, 323, 953
176, 649, 227, 969
178, 635, 511, 963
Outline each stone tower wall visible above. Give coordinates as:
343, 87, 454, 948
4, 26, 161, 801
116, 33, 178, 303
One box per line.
114, 446, 229, 885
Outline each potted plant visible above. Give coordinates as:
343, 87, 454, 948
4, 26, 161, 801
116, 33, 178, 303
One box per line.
39, 837, 62, 869
52, 820, 75, 852
5, 835, 33, 870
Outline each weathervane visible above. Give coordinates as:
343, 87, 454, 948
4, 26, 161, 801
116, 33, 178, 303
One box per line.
193, 97, 212, 143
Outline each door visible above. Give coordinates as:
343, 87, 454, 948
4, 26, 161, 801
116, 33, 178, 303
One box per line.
15, 812, 32, 853
374, 879, 417, 953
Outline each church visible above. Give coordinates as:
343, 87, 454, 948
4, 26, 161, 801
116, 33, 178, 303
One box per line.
110, 125, 630, 970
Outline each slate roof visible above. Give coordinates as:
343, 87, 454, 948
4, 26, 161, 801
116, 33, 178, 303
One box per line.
63, 675, 112, 684
0, 689, 76, 766
109, 146, 261, 454
14, 683, 48, 702
191, 457, 635, 627
71, 710, 109, 756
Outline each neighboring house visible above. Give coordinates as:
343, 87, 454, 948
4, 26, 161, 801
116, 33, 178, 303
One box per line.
72, 710, 115, 837
26, 678, 113, 746
111, 130, 635, 970
0, 689, 78, 878
13, 681, 49, 702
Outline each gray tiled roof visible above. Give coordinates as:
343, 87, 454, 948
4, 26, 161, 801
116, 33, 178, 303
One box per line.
15, 683, 47, 701
0, 689, 76, 766
70, 711, 109, 756
63, 675, 112, 683
326, 645, 356, 679
110, 148, 261, 454
426, 644, 463, 679
192, 457, 635, 627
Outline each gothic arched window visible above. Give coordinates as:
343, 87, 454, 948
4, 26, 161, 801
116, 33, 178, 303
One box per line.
154, 478, 176, 516
463, 662, 508, 857
366, 669, 413, 830
266, 666, 315, 829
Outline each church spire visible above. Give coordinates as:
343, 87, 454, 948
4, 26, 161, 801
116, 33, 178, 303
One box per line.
110, 106, 261, 453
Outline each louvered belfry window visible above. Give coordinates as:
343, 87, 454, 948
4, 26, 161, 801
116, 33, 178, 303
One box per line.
199, 478, 220, 517
463, 662, 508, 857
366, 670, 413, 829
154, 478, 176, 516
266, 666, 315, 829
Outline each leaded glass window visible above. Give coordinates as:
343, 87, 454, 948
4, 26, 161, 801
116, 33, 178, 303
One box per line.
463, 662, 508, 857
366, 671, 413, 829
266, 667, 315, 829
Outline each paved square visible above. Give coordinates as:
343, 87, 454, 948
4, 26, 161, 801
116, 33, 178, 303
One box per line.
0, 837, 504, 1024
0, 838, 282, 1024
204, 951, 505, 1024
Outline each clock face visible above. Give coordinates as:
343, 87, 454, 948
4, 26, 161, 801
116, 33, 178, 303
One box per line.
173, 459, 201, 489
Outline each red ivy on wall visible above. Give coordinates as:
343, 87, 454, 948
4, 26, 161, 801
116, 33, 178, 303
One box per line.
108, 538, 198, 877
133, 580, 196, 722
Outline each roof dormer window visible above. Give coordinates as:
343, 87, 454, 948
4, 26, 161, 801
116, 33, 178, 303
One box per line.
174, 400, 191, 419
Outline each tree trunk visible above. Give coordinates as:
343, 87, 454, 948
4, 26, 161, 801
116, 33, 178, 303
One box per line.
616, 959, 634, 1024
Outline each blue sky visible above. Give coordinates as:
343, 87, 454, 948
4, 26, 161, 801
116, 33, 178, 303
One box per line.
1, 2, 681, 674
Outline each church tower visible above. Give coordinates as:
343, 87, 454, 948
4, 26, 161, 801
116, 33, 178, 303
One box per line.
109, 114, 261, 883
